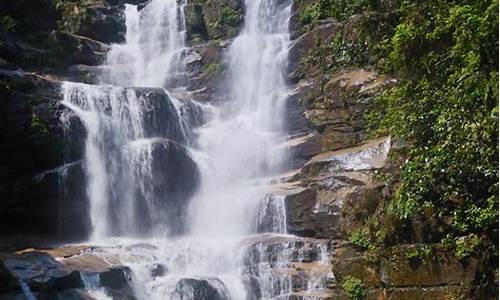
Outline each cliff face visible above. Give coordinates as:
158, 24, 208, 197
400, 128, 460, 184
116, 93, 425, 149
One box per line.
0, 0, 494, 299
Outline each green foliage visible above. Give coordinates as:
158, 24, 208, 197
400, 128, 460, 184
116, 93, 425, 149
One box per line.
348, 229, 373, 251
342, 276, 366, 300
442, 234, 483, 260
455, 234, 482, 260
405, 244, 432, 267
369, 0, 498, 254
300, 0, 376, 24
30, 114, 49, 142
220, 5, 240, 26
0, 15, 16, 33
204, 62, 221, 76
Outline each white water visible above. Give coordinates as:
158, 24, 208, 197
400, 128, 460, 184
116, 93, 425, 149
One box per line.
188, 0, 292, 238
59, 0, 334, 299
105, 0, 187, 87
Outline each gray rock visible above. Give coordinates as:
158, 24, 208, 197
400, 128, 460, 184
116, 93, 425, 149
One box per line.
173, 278, 230, 300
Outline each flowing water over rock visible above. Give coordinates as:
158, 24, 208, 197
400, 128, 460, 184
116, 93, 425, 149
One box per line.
58, 0, 334, 299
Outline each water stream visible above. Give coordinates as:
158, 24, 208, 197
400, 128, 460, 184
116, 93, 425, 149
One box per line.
59, 0, 333, 299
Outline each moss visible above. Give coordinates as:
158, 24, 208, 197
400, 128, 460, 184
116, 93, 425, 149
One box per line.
348, 228, 373, 251
342, 276, 366, 300
30, 114, 50, 142
204, 62, 221, 76
0, 15, 16, 33
219, 5, 241, 27
404, 244, 432, 268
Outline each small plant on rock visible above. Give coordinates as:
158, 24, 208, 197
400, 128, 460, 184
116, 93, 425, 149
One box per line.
342, 276, 366, 300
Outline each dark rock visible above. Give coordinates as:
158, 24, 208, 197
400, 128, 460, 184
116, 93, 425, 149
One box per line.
67, 64, 108, 84
0, 251, 67, 291
100, 267, 134, 295
241, 275, 261, 300
147, 139, 201, 235
0, 0, 58, 31
59, 2, 127, 44
281, 133, 322, 168
51, 32, 110, 66
132, 88, 187, 143
283, 186, 317, 236
184, 4, 209, 44
150, 264, 166, 278
0, 70, 89, 242
186, 0, 244, 42
173, 278, 230, 300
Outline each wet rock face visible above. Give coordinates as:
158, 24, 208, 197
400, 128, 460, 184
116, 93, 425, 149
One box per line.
148, 139, 201, 235
275, 137, 391, 239
331, 244, 480, 300
133, 88, 187, 143
58, 2, 127, 44
0, 249, 136, 299
51, 31, 110, 67
173, 278, 230, 300
0, 70, 89, 243
185, 0, 244, 44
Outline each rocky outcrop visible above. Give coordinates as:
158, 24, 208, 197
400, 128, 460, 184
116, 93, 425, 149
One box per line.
0, 70, 89, 244
174, 278, 230, 300
0, 247, 135, 299
277, 137, 391, 239
330, 244, 480, 300
56, 1, 127, 44
148, 138, 201, 235
185, 0, 244, 44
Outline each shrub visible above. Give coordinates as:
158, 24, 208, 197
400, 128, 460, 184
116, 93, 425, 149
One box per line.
342, 276, 366, 300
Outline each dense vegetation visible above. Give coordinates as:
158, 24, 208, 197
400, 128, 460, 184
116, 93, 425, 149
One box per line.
301, 0, 498, 293
375, 0, 498, 254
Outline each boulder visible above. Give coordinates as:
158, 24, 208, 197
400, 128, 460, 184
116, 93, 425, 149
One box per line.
173, 278, 230, 300
280, 133, 322, 168
0, 0, 58, 31
286, 138, 391, 238
59, 2, 127, 44
145, 138, 200, 235
288, 22, 339, 82
132, 88, 187, 143
51, 32, 110, 66
0, 252, 68, 292
0, 70, 88, 243
0, 248, 138, 299
187, 0, 244, 41
99, 267, 134, 296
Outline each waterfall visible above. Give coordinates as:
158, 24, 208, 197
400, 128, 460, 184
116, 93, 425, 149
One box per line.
59, 0, 334, 299
189, 0, 292, 238
61, 0, 192, 240
105, 0, 187, 87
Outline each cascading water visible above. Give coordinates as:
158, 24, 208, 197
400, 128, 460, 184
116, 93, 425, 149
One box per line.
59, 0, 334, 299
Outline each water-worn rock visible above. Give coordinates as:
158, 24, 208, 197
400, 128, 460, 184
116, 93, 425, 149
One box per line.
173, 278, 230, 300
280, 133, 322, 168
185, 0, 244, 43
280, 138, 390, 238
51, 31, 110, 66
0, 247, 136, 299
147, 138, 201, 235
0, 70, 89, 242
58, 2, 127, 44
